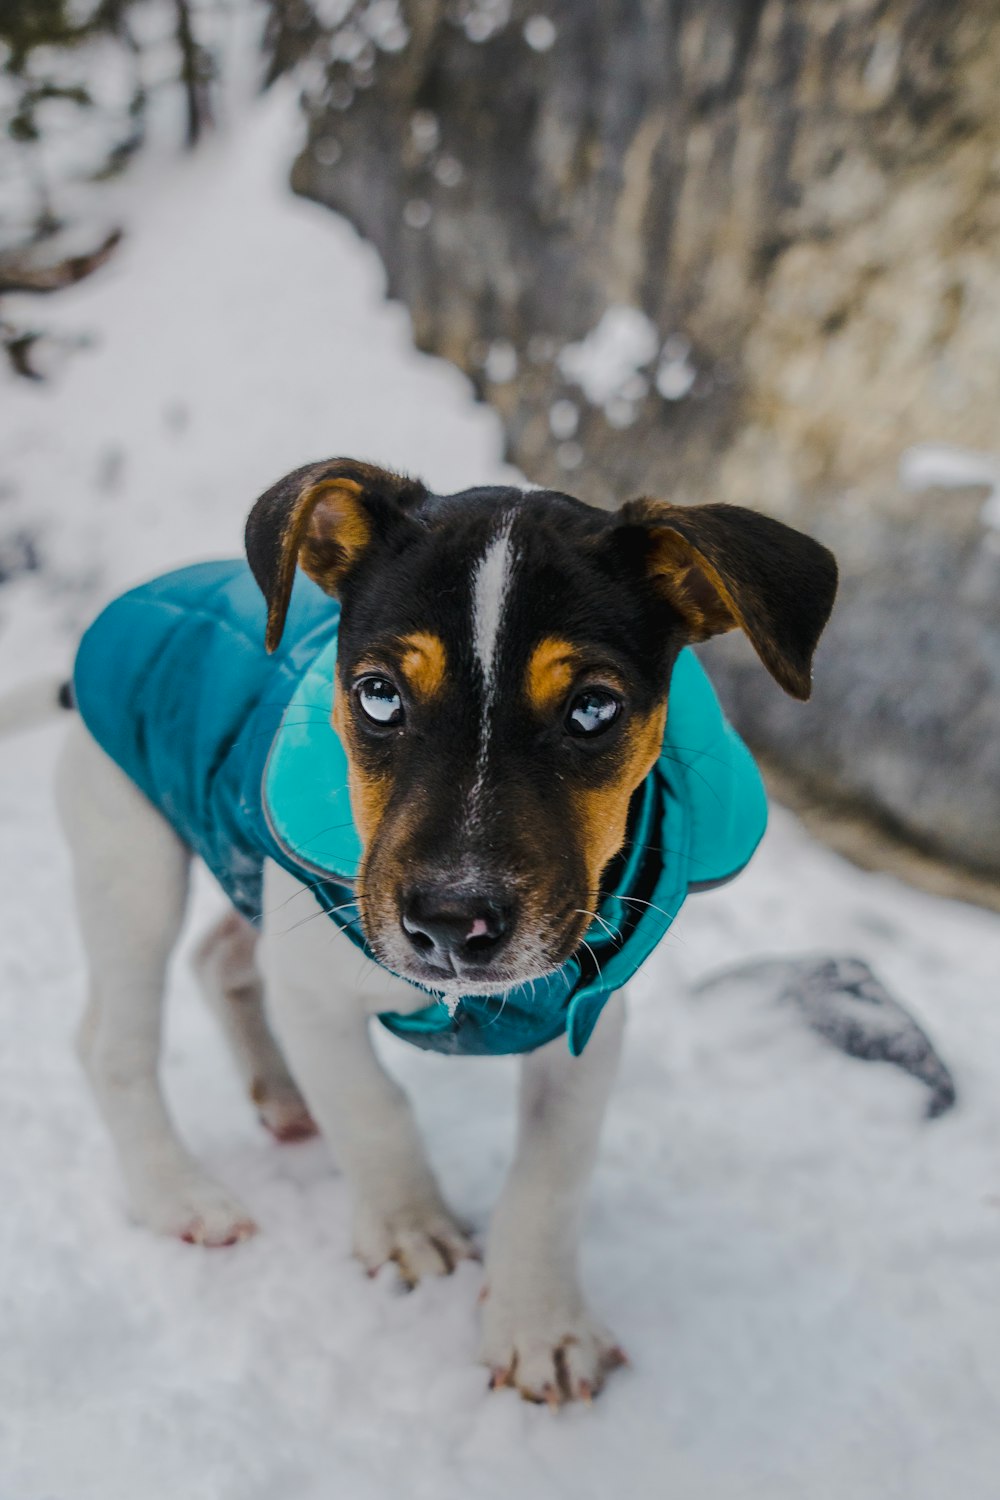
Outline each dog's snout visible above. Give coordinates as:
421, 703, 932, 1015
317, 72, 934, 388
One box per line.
401, 886, 513, 973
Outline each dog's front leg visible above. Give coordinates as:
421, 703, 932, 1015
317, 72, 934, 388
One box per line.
481, 995, 626, 1405
260, 861, 476, 1285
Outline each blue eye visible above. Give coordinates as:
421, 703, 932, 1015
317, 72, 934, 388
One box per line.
566, 689, 621, 738
355, 677, 403, 727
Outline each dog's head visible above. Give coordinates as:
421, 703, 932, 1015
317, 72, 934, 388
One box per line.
246, 459, 837, 997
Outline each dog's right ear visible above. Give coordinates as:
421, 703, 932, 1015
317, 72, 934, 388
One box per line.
615, 498, 838, 699
245, 459, 426, 651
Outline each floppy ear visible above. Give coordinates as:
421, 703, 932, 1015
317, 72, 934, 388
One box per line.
245, 459, 426, 651
618, 499, 838, 699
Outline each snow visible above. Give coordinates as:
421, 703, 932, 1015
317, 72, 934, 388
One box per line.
523, 15, 558, 53
900, 442, 1000, 531
656, 332, 697, 402
558, 305, 659, 407
0, 0, 266, 258
3, 86, 1000, 1500
482, 338, 518, 384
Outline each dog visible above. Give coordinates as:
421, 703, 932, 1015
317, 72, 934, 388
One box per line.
40, 459, 836, 1404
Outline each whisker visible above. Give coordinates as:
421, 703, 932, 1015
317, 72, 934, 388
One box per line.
614, 836, 721, 872
617, 894, 679, 924
574, 908, 622, 945
320, 899, 362, 918
278, 899, 360, 936
228, 717, 338, 751
656, 751, 731, 809
578, 939, 605, 990
615, 895, 689, 951
479, 984, 512, 1030
293, 821, 361, 849
256, 874, 357, 922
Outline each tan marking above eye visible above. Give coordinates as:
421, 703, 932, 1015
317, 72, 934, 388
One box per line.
573, 701, 668, 895
525, 637, 584, 713
397, 631, 447, 699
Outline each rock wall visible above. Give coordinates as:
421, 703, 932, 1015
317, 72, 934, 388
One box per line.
288, 0, 1000, 879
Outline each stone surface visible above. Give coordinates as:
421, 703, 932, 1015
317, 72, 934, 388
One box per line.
287, 0, 1000, 878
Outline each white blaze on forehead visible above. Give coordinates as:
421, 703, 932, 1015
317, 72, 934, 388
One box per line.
472, 513, 517, 684
470, 513, 517, 785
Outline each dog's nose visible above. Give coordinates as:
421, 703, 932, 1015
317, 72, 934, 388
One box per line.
401, 887, 512, 972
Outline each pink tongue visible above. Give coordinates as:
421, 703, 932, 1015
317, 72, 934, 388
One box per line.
467, 917, 490, 940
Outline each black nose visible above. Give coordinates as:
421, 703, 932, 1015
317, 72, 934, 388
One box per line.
401, 886, 512, 972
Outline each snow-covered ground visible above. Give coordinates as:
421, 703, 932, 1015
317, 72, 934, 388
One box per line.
3, 88, 1000, 1500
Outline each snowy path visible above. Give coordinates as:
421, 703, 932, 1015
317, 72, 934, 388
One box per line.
2, 90, 1000, 1500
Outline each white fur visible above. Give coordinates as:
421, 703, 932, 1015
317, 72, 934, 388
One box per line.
470, 514, 516, 782
57, 719, 625, 1399
56, 723, 256, 1245
192, 911, 317, 1143
0, 674, 65, 736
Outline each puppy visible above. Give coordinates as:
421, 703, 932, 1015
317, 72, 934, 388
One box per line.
55, 460, 837, 1404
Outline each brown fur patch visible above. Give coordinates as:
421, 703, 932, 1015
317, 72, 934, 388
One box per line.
246, 458, 426, 653
620, 496, 837, 700
397, 631, 447, 700
332, 681, 390, 846
645, 527, 740, 643
259, 477, 371, 652
573, 702, 668, 895
525, 637, 582, 713
298, 479, 371, 592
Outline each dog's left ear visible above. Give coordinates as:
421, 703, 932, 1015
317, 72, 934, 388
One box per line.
617, 499, 838, 699
245, 459, 426, 651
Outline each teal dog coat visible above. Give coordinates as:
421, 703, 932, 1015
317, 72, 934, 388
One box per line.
73, 561, 767, 1057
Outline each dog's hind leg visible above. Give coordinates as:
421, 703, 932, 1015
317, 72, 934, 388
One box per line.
57, 722, 257, 1246
192, 910, 317, 1143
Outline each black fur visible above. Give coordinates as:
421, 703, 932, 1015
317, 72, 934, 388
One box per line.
619, 500, 839, 699
244, 469, 838, 988
244, 459, 427, 650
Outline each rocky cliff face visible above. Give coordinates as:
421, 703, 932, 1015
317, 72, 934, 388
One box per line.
288, 0, 1000, 878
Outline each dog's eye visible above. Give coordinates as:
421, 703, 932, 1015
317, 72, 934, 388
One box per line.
566, 689, 621, 738
355, 676, 403, 727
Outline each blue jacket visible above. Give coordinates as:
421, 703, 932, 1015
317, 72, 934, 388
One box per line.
73, 561, 767, 1057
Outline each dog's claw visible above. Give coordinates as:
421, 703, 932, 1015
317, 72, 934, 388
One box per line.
481, 1311, 626, 1405
389, 1250, 418, 1291
261, 1112, 318, 1143
354, 1203, 478, 1287
179, 1216, 257, 1248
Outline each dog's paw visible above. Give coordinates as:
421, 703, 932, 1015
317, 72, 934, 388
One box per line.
251, 1079, 318, 1143
130, 1172, 258, 1247
353, 1199, 478, 1286
480, 1296, 627, 1406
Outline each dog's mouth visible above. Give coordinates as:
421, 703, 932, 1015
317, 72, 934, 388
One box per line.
395, 952, 558, 996
360, 898, 590, 997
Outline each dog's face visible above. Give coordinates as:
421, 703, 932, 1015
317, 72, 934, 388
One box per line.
247, 460, 837, 996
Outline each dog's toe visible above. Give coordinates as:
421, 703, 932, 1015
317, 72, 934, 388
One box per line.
250, 1077, 319, 1143
179, 1213, 258, 1248
256, 1094, 318, 1143
481, 1305, 626, 1406
354, 1201, 478, 1286
131, 1173, 259, 1248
